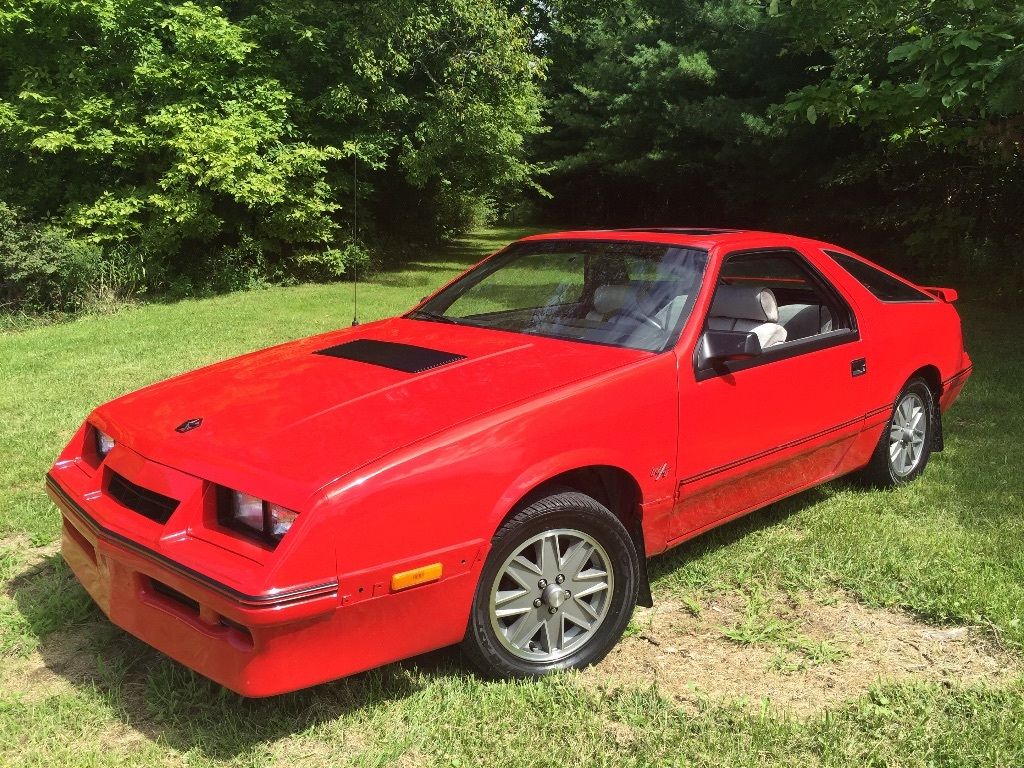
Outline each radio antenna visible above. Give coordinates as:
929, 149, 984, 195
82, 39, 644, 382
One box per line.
351, 153, 360, 326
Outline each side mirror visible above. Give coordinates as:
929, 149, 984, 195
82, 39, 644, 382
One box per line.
697, 329, 762, 370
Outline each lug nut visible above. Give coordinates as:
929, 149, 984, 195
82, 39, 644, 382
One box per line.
555, 574, 565, 584
564, 590, 571, 599
548, 607, 558, 614
538, 579, 548, 589
533, 598, 543, 608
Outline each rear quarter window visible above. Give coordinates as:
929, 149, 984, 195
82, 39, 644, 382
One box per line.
824, 249, 934, 302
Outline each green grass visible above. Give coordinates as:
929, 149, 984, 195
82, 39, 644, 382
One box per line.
1, 227, 1023, 766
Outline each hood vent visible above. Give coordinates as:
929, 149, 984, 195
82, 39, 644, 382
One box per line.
314, 339, 466, 373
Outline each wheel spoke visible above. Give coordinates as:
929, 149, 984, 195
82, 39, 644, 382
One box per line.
504, 556, 542, 590
572, 580, 609, 601
560, 539, 595, 580
539, 533, 561, 577
561, 597, 596, 630
494, 588, 535, 618
540, 615, 556, 653
910, 409, 924, 432
573, 566, 608, 583
508, 614, 544, 648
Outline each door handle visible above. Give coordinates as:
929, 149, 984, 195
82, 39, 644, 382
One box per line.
851, 358, 867, 377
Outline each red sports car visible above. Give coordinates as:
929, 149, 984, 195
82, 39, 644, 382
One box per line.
47, 228, 972, 696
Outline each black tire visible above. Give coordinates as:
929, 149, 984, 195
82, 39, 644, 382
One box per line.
857, 377, 935, 487
462, 490, 639, 678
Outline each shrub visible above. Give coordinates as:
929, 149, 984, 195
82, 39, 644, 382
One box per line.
0, 204, 104, 313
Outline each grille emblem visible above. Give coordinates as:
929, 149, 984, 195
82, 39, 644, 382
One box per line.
175, 417, 203, 433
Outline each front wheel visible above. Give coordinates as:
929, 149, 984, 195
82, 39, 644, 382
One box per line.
858, 377, 935, 487
462, 490, 639, 678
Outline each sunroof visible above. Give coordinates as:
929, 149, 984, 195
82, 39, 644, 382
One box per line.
624, 227, 740, 235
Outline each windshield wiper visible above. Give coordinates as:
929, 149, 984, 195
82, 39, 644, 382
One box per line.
407, 309, 460, 324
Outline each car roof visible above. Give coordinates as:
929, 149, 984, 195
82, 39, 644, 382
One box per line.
520, 228, 839, 253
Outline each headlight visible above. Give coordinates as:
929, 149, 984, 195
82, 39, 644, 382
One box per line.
219, 489, 298, 544
94, 428, 115, 459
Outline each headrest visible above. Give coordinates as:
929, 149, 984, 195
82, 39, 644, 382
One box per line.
593, 284, 638, 315
710, 284, 779, 323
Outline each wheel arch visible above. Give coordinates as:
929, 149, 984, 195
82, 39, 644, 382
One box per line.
908, 364, 942, 402
491, 462, 653, 607
906, 364, 943, 451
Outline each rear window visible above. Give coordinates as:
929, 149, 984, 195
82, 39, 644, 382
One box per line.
825, 250, 933, 302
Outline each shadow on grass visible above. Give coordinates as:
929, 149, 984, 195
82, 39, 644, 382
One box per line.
5, 487, 828, 761
647, 485, 830, 584
6, 551, 468, 760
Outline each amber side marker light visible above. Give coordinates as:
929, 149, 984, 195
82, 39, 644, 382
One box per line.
391, 563, 443, 592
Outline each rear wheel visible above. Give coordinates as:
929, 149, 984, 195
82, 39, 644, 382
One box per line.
858, 377, 935, 487
462, 490, 639, 678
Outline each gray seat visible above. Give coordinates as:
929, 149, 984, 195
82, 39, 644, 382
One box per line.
707, 284, 787, 348
777, 303, 833, 341
585, 285, 640, 323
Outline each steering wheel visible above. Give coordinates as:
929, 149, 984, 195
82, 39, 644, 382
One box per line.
619, 306, 664, 332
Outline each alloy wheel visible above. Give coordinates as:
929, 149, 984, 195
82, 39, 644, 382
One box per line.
488, 528, 614, 662
889, 391, 927, 477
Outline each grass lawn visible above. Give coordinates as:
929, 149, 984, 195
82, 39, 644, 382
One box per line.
1, 226, 1022, 766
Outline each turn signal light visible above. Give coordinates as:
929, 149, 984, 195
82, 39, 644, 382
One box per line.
391, 563, 443, 592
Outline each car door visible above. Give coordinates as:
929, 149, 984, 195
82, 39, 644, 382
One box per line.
669, 246, 869, 541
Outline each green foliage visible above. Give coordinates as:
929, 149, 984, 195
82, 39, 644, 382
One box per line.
770, 0, 1024, 291
534, 0, 796, 222
0, 0, 542, 292
781, 0, 1024, 155
0, 203, 103, 313
526, 0, 1022, 295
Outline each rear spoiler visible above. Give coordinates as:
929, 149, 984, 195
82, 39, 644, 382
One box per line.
922, 286, 958, 303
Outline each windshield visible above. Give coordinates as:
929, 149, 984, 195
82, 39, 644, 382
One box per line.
409, 240, 708, 352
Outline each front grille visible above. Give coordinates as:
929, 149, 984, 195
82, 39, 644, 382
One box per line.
107, 472, 179, 523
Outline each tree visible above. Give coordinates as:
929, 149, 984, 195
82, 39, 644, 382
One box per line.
529, 0, 811, 225
781, 0, 1024, 158
0, 0, 542, 287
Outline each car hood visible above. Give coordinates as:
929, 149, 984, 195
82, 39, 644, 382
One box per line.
94, 318, 650, 505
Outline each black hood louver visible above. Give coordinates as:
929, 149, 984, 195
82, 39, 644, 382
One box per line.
314, 339, 466, 373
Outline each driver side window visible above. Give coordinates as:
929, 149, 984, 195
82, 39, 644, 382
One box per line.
717, 251, 852, 344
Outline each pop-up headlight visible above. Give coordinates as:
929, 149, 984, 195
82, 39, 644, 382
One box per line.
219, 489, 298, 544
94, 428, 115, 459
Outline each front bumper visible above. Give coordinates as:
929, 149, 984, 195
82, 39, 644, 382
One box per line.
48, 473, 342, 696
48, 464, 482, 697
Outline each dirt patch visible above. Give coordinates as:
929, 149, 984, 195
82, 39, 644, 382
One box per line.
0, 534, 59, 564
0, 620, 109, 701
584, 590, 1019, 717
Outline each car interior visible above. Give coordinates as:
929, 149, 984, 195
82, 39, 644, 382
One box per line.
425, 246, 844, 353
710, 251, 844, 348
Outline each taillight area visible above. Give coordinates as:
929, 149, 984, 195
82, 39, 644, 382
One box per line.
216, 486, 298, 547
